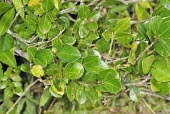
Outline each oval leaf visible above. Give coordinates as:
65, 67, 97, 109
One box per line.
38, 15, 52, 34
58, 45, 81, 62
0, 8, 15, 37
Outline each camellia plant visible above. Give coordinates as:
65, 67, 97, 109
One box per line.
0, 0, 170, 113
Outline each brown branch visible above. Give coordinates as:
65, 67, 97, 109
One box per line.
14, 48, 28, 60
142, 98, 156, 114
6, 79, 39, 114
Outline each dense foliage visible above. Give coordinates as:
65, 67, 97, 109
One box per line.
0, 0, 170, 113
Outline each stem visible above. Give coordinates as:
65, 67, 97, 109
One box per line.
6, 79, 39, 114
105, 37, 114, 62
134, 39, 157, 65
142, 98, 156, 114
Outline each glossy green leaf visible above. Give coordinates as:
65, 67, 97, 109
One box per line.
58, 45, 81, 62
76, 86, 86, 104
57, 16, 70, 28
36, 49, 53, 63
62, 31, 76, 45
0, 8, 15, 37
102, 28, 113, 42
78, 4, 90, 19
142, 55, 155, 74
27, 46, 37, 62
0, 63, 3, 82
42, 0, 54, 11
150, 78, 170, 95
83, 55, 108, 74
31, 65, 45, 78
73, 18, 83, 32
0, 2, 10, 16
85, 87, 98, 104
78, 24, 89, 38
149, 16, 163, 36
34, 57, 47, 67
48, 28, 60, 39
53, 0, 62, 10
114, 32, 133, 45
86, 22, 98, 31
160, 0, 170, 10
154, 38, 170, 57
0, 49, 16, 67
0, 80, 9, 89
38, 15, 52, 34
45, 64, 58, 76
96, 69, 121, 93
40, 88, 51, 106
151, 58, 170, 82
82, 72, 96, 84
96, 39, 110, 52
4, 87, 14, 98
0, 34, 13, 51
12, 75, 21, 82
114, 17, 130, 34
89, 11, 100, 21
66, 82, 78, 102
158, 21, 170, 38
52, 38, 63, 53
64, 62, 84, 80
12, 0, 24, 19
49, 86, 62, 98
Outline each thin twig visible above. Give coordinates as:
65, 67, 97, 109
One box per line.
107, 57, 128, 63
47, 98, 57, 111
134, 39, 157, 65
141, 91, 170, 101
118, 0, 153, 5
105, 36, 114, 62
6, 79, 39, 114
142, 98, 156, 114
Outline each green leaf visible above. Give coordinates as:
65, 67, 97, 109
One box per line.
86, 22, 98, 31
89, 11, 100, 21
34, 57, 47, 68
0, 49, 16, 67
12, 0, 24, 19
45, 64, 58, 76
149, 16, 163, 36
83, 55, 108, 74
114, 32, 133, 45
129, 87, 141, 102
31, 65, 45, 78
142, 55, 155, 74
78, 24, 89, 38
0, 34, 13, 51
150, 78, 170, 95
73, 18, 83, 32
0, 80, 9, 89
82, 72, 96, 84
58, 45, 81, 62
52, 38, 63, 53
114, 17, 130, 34
42, 0, 54, 11
85, 87, 98, 104
4, 87, 14, 98
96, 39, 110, 52
102, 28, 113, 42
38, 15, 52, 34
64, 62, 84, 80
35, 49, 53, 63
0, 2, 11, 16
158, 21, 170, 38
0, 8, 15, 37
53, 0, 62, 10
160, 0, 170, 10
154, 38, 170, 57
78, 4, 90, 19
62, 31, 76, 45
151, 58, 170, 82
27, 46, 37, 62
16, 99, 25, 114
0, 63, 3, 82
96, 69, 121, 93
66, 82, 78, 102
40, 88, 51, 106
76, 86, 86, 104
